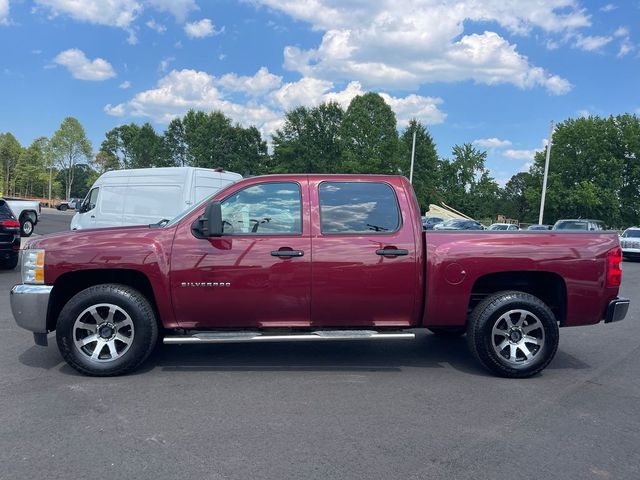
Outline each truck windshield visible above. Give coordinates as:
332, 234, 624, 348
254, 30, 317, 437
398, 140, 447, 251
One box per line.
554, 221, 588, 230
164, 180, 238, 228
622, 230, 640, 238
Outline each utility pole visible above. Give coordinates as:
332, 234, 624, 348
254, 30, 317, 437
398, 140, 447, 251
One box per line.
538, 120, 554, 225
409, 130, 416, 184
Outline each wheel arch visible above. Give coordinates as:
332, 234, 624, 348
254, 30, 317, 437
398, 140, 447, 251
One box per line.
47, 269, 160, 332
20, 210, 38, 224
468, 271, 567, 325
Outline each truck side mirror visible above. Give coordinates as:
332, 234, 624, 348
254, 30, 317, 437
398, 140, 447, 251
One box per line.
192, 201, 223, 238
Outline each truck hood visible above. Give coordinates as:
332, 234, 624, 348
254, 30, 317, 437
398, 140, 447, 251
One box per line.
25, 225, 164, 251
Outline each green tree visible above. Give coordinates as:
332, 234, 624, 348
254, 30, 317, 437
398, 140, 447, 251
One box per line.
0, 132, 23, 195
182, 110, 234, 168
399, 119, 440, 211
228, 125, 269, 175
272, 102, 344, 173
339, 93, 400, 174
523, 115, 630, 226
164, 118, 187, 167
14, 137, 49, 198
57, 163, 99, 198
438, 143, 499, 219
499, 172, 535, 222
50, 117, 92, 199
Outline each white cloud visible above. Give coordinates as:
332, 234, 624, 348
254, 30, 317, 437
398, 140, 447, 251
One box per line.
473, 138, 512, 148
104, 103, 126, 116
257, 0, 584, 94
614, 27, 629, 37
53, 48, 116, 81
617, 38, 634, 58
36, 0, 140, 28
106, 69, 447, 139
503, 149, 538, 160
600, 4, 617, 12
146, 18, 166, 33
146, 0, 197, 22
0, 0, 9, 25
573, 34, 613, 51
159, 56, 174, 72
119, 80, 131, 89
184, 18, 223, 38
217, 67, 282, 96
577, 109, 590, 117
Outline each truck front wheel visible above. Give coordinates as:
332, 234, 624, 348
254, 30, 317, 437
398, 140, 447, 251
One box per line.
56, 284, 158, 376
20, 218, 34, 237
466, 291, 559, 378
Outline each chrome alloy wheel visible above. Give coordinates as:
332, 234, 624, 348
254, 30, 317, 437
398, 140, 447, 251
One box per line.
491, 309, 545, 367
72, 303, 135, 362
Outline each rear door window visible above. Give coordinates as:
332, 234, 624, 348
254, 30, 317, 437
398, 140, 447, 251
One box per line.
319, 182, 400, 234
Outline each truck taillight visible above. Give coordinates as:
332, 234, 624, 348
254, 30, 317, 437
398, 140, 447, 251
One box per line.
606, 247, 622, 287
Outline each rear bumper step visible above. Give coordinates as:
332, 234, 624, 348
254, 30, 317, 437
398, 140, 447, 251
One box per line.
163, 330, 415, 344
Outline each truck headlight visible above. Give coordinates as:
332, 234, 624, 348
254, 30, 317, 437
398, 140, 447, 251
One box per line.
22, 249, 45, 284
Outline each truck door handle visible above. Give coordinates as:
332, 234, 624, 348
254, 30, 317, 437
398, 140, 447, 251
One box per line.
376, 248, 409, 256
271, 249, 304, 258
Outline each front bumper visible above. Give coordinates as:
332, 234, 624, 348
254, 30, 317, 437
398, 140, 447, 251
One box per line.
605, 297, 630, 324
10, 284, 53, 336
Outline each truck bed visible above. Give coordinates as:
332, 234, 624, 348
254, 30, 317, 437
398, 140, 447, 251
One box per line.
422, 230, 621, 328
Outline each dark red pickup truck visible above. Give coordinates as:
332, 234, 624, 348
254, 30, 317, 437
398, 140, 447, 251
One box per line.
11, 175, 629, 377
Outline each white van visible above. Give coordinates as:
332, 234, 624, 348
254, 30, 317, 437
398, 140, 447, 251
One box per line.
71, 167, 242, 230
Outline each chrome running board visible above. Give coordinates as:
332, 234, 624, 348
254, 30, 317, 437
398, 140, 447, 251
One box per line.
163, 330, 415, 344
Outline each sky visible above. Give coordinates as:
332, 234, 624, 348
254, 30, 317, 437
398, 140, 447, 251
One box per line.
0, 0, 638, 184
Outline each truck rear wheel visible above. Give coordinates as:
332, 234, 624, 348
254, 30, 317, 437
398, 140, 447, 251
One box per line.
466, 291, 559, 378
56, 284, 158, 376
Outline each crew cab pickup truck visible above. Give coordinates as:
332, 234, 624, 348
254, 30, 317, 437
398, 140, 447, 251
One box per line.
10, 175, 629, 378
4, 198, 40, 237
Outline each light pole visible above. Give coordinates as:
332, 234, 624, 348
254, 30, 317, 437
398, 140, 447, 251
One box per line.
409, 130, 416, 184
538, 120, 554, 225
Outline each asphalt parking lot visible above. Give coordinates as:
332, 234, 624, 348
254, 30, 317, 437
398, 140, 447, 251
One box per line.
1, 211, 639, 480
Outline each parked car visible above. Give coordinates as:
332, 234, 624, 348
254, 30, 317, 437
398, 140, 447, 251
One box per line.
422, 216, 444, 229
56, 198, 83, 211
0, 199, 21, 269
488, 223, 519, 231
527, 224, 552, 230
71, 167, 242, 230
11, 174, 628, 378
4, 198, 40, 237
552, 219, 605, 231
433, 218, 485, 230
620, 227, 640, 260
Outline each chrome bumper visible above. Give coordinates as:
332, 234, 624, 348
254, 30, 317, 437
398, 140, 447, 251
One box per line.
10, 284, 53, 334
605, 297, 630, 324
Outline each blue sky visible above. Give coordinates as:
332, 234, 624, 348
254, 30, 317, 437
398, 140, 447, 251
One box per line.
0, 0, 638, 184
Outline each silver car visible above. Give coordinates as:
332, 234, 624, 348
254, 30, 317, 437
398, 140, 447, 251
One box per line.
620, 227, 640, 260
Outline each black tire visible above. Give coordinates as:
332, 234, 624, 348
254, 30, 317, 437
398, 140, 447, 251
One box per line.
467, 291, 559, 378
56, 284, 158, 376
59, 204, 68, 211
427, 326, 466, 336
0, 253, 19, 270
20, 218, 34, 237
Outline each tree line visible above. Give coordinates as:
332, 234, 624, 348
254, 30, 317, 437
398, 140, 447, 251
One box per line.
0, 92, 639, 227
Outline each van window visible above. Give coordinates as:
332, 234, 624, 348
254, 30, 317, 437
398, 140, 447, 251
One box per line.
221, 182, 301, 235
82, 188, 99, 212
124, 185, 183, 218
100, 186, 126, 215
319, 182, 400, 234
